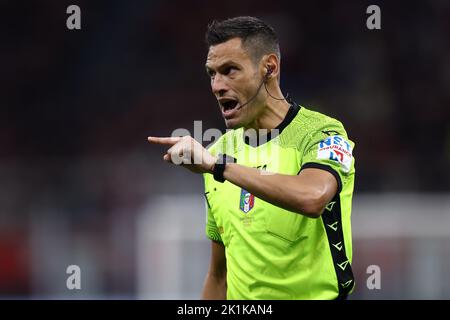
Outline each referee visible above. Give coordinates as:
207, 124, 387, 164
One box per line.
148, 16, 355, 300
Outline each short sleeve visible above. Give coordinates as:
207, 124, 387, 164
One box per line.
300, 128, 355, 193
203, 175, 223, 243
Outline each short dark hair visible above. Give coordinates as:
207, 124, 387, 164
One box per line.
205, 16, 280, 64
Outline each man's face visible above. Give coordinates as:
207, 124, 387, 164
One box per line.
205, 38, 265, 129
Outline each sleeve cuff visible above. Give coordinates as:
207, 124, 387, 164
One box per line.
206, 226, 223, 243
299, 162, 343, 193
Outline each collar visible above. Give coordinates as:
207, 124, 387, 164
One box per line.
243, 99, 300, 147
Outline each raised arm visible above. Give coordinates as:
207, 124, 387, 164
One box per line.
221, 165, 337, 218
148, 135, 338, 218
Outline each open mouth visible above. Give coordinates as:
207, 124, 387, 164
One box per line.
219, 98, 239, 112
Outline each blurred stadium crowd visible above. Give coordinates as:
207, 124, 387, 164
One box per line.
0, 0, 449, 298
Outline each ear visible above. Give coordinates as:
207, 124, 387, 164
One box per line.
261, 53, 280, 81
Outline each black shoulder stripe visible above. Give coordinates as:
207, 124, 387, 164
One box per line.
322, 195, 355, 298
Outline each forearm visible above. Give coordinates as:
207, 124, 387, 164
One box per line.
222, 163, 330, 218
202, 272, 227, 300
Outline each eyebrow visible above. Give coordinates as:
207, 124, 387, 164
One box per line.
205, 60, 241, 74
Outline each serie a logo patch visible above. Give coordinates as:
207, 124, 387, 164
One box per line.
239, 189, 254, 213
317, 135, 353, 172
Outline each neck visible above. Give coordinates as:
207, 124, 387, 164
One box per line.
244, 83, 291, 132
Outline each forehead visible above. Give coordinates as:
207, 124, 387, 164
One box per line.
206, 38, 252, 68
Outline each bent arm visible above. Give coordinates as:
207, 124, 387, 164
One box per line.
222, 165, 338, 218
202, 240, 227, 300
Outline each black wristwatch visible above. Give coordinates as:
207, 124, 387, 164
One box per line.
213, 154, 235, 183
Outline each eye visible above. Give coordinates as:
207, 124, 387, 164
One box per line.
224, 66, 237, 75
206, 69, 216, 78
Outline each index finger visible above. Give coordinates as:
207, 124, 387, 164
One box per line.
147, 136, 182, 146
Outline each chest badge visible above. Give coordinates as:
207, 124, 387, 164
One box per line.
239, 188, 255, 213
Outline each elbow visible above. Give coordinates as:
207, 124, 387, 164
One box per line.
206, 269, 227, 290
296, 189, 329, 219
300, 206, 324, 219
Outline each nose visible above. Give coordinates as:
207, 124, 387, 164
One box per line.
211, 74, 229, 97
